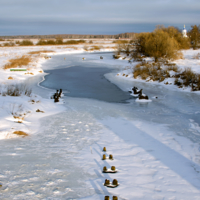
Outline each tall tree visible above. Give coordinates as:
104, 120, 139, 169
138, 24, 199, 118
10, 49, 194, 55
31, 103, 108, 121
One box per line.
144, 29, 179, 62
188, 25, 200, 49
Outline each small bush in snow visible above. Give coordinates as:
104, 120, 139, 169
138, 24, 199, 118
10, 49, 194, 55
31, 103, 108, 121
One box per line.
0, 83, 32, 97
19, 40, 34, 46
133, 62, 170, 81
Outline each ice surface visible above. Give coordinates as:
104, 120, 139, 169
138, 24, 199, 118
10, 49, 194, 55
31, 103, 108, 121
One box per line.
1, 51, 200, 199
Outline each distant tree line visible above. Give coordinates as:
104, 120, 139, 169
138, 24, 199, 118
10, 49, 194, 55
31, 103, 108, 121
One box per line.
0, 32, 135, 40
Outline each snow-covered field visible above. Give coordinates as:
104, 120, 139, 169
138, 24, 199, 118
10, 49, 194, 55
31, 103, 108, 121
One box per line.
0, 45, 200, 199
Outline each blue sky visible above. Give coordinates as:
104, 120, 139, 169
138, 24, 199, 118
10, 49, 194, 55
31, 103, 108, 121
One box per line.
0, 0, 199, 36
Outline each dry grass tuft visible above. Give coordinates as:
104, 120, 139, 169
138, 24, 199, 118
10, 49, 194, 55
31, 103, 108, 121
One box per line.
13, 131, 28, 137
24, 72, 34, 75
4, 56, 32, 69
166, 64, 179, 72
8, 76, 13, 80
13, 116, 24, 120
133, 62, 171, 81
36, 109, 44, 113
90, 46, 101, 51
28, 50, 54, 54
19, 40, 33, 46
2, 42, 15, 47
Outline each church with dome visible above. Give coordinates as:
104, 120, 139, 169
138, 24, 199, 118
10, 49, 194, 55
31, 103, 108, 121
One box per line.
182, 25, 188, 37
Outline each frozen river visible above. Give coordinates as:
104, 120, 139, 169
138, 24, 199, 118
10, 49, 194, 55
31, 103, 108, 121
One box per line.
1, 52, 200, 199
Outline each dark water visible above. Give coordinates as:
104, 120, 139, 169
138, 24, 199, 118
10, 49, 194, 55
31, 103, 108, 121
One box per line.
40, 66, 132, 103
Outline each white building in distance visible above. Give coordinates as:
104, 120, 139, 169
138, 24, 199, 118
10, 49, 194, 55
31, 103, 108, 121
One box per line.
182, 25, 188, 37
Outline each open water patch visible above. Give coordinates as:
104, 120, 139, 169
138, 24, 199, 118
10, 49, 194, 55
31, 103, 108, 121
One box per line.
40, 66, 133, 103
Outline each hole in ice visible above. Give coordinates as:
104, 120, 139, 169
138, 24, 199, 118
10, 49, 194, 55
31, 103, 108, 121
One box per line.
75, 129, 79, 131
71, 124, 75, 126
86, 129, 90, 131
66, 138, 70, 139
62, 129, 67, 131
78, 121, 82, 124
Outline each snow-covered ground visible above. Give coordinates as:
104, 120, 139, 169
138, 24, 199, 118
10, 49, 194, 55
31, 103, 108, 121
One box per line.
0, 45, 200, 199
116, 49, 200, 94
0, 42, 116, 140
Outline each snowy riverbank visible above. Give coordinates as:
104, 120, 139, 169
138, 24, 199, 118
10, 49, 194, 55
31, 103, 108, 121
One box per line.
115, 49, 200, 94
0, 44, 115, 140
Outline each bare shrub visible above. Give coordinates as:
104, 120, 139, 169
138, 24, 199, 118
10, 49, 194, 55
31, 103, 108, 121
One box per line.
9, 103, 17, 115
173, 67, 200, 90
181, 67, 196, 87
166, 64, 179, 72
19, 40, 34, 46
36, 39, 55, 45
3, 42, 15, 47
174, 78, 182, 86
1, 83, 32, 97
4, 56, 32, 69
64, 40, 85, 45
133, 62, 176, 81
36, 39, 86, 45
